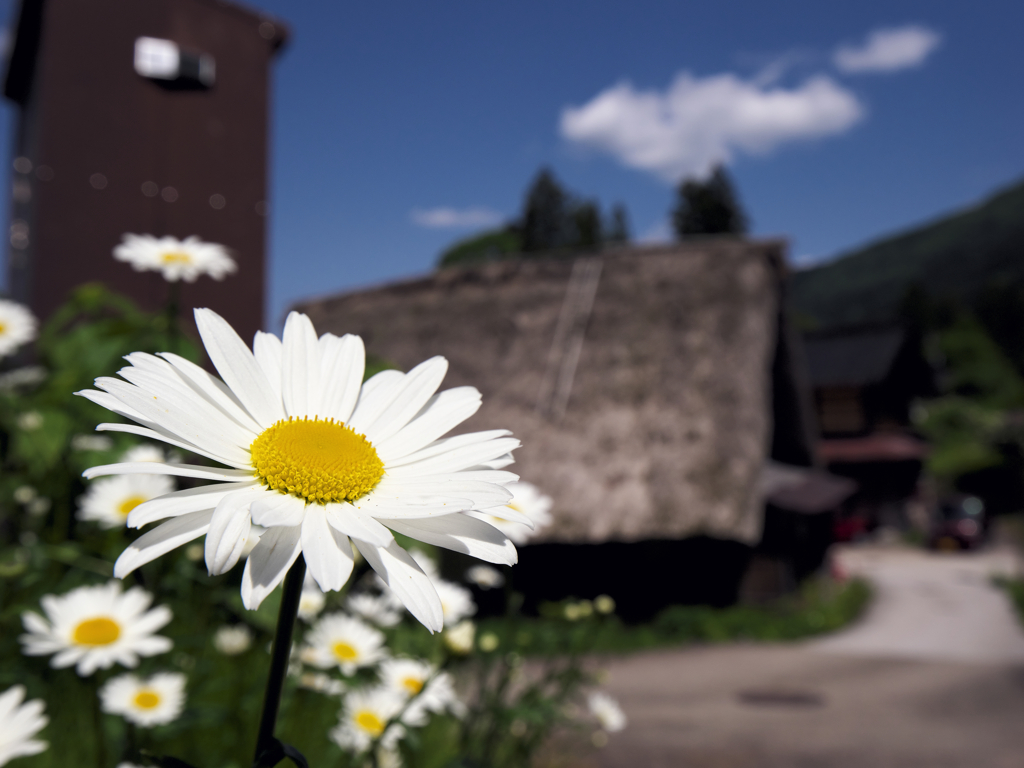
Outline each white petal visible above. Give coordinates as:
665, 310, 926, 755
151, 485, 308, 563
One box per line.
383, 437, 521, 478
76, 388, 154, 426
371, 477, 512, 510
128, 481, 260, 528
384, 514, 517, 566
324, 502, 395, 547
96, 377, 251, 465
352, 539, 442, 632
253, 331, 284, 403
281, 312, 321, 418
194, 308, 285, 428
359, 357, 448, 443
319, 333, 365, 424
385, 429, 511, 468
205, 488, 263, 575
375, 387, 482, 461
83, 462, 254, 482
96, 422, 250, 469
301, 505, 355, 591
157, 351, 264, 433
241, 526, 303, 610
346, 370, 406, 434
250, 492, 306, 527
114, 510, 213, 577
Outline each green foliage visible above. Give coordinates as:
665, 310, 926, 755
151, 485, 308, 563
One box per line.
993, 576, 1024, 626
477, 576, 871, 656
672, 164, 748, 239
437, 228, 523, 269
792, 175, 1024, 331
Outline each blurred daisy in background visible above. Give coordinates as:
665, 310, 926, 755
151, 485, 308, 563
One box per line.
301, 613, 387, 675
379, 658, 464, 722
20, 581, 172, 675
330, 687, 405, 753
434, 579, 476, 626
0, 685, 48, 766
0, 299, 37, 359
120, 444, 179, 465
297, 671, 345, 696
79, 309, 522, 631
99, 672, 186, 727
212, 625, 252, 656
470, 481, 552, 544
297, 575, 327, 623
345, 592, 401, 628
443, 620, 475, 655
77, 474, 175, 529
465, 564, 505, 590
113, 234, 236, 283
587, 691, 626, 733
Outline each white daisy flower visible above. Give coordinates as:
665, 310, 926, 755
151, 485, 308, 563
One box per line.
78, 309, 524, 631
297, 671, 345, 696
301, 613, 387, 674
0, 300, 37, 359
434, 579, 476, 626
0, 685, 48, 765
20, 581, 172, 676
113, 234, 237, 283
587, 691, 626, 732
443, 620, 475, 655
379, 658, 464, 723
77, 474, 175, 529
120, 444, 178, 464
465, 564, 505, 589
470, 481, 552, 545
99, 672, 186, 727
330, 687, 405, 753
346, 592, 401, 628
212, 624, 252, 655
297, 572, 327, 622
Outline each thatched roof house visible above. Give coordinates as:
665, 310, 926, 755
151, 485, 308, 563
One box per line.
296, 240, 820, 616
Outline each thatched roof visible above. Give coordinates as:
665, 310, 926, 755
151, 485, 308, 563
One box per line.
296, 240, 789, 545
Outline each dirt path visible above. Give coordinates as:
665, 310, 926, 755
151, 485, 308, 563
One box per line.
564, 546, 1024, 768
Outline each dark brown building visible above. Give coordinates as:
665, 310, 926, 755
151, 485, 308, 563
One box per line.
4, 0, 287, 341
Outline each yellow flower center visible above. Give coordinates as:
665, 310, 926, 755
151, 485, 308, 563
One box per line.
355, 710, 385, 736
133, 690, 161, 709
118, 495, 148, 517
0, 322, 6, 335
72, 617, 121, 646
249, 417, 385, 503
161, 252, 192, 264
402, 676, 424, 695
333, 641, 358, 662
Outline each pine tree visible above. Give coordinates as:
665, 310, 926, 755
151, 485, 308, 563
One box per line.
672, 164, 748, 239
521, 168, 569, 252
607, 203, 630, 244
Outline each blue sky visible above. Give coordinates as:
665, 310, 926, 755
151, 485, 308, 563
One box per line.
4, 0, 1024, 328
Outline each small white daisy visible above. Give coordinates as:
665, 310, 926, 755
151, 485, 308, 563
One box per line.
465, 564, 505, 589
330, 687, 405, 753
297, 671, 346, 696
77, 474, 175, 529
434, 580, 476, 626
298, 573, 327, 622
301, 613, 387, 675
470, 481, 552, 545
113, 234, 237, 283
346, 592, 401, 628
99, 672, 186, 727
78, 308, 523, 631
120, 444, 178, 464
212, 625, 252, 655
443, 620, 475, 655
20, 581, 172, 676
379, 658, 464, 723
0, 300, 37, 359
587, 691, 626, 733
0, 685, 48, 765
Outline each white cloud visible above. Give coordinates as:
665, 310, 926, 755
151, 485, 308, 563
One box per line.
410, 207, 503, 229
834, 25, 941, 74
560, 72, 863, 183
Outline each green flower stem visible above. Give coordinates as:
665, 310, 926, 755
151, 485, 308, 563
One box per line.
252, 557, 306, 767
